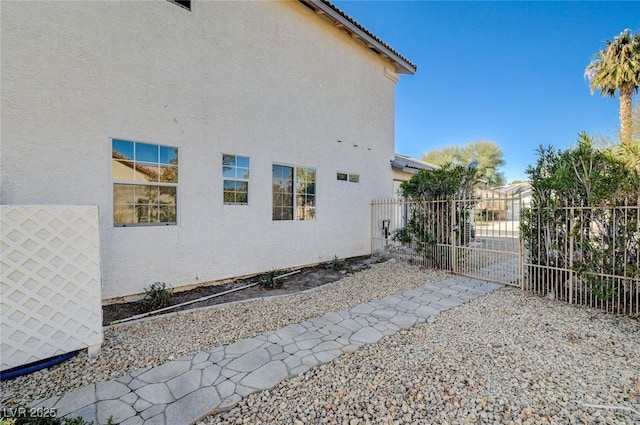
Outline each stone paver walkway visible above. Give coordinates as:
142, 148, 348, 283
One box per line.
31, 276, 503, 425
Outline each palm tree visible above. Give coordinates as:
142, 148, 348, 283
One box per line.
585, 29, 640, 146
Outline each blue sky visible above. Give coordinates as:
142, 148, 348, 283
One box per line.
332, 1, 640, 183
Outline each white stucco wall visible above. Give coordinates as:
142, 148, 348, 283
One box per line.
1, 0, 403, 300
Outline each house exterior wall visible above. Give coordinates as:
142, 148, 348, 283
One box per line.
1, 0, 401, 300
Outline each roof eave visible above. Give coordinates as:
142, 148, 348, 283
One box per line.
301, 0, 417, 75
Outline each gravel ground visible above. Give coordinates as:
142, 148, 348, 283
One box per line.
4, 260, 639, 425
203, 288, 640, 425
1, 260, 447, 407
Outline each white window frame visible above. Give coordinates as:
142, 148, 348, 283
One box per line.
337, 171, 359, 183
222, 154, 250, 205
272, 164, 316, 221
111, 138, 179, 227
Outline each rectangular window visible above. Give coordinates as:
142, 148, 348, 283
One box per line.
337, 172, 359, 183
296, 167, 316, 221
112, 139, 178, 226
223, 154, 250, 205
273, 164, 315, 221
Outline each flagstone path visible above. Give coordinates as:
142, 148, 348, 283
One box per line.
31, 276, 503, 425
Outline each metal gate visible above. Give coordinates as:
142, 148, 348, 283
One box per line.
455, 195, 523, 286
371, 194, 524, 286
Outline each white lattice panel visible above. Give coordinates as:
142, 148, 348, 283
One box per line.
1, 205, 103, 371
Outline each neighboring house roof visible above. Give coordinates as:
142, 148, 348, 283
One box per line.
298, 0, 417, 75
496, 182, 532, 198
476, 187, 505, 198
391, 154, 438, 174
112, 151, 160, 181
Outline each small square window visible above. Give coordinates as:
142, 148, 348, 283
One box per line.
348, 174, 360, 183
337, 172, 348, 181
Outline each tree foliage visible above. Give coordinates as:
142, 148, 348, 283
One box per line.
522, 133, 640, 309
399, 162, 477, 201
526, 133, 638, 204
589, 101, 640, 169
634, 100, 640, 143
421, 141, 506, 187
395, 164, 478, 266
585, 29, 640, 146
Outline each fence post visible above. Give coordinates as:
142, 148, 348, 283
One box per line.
568, 206, 574, 305
451, 198, 457, 274
370, 199, 375, 255
519, 194, 525, 291
421, 200, 428, 267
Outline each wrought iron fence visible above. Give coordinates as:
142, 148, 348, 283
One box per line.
372, 196, 640, 316
521, 200, 640, 316
371, 195, 523, 286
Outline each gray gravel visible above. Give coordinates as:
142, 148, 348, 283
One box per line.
203, 288, 640, 425
3, 259, 639, 425
1, 260, 447, 407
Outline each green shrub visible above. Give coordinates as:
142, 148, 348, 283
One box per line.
391, 227, 412, 244
399, 162, 477, 201
260, 270, 282, 289
522, 133, 640, 306
396, 163, 478, 266
139, 282, 173, 312
330, 255, 345, 271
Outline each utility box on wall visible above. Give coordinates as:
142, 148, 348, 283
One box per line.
1, 205, 103, 371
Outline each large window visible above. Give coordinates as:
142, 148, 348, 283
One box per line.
272, 164, 316, 221
112, 139, 178, 226
223, 154, 249, 205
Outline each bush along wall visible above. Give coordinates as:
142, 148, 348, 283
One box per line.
397, 163, 478, 268
521, 133, 640, 314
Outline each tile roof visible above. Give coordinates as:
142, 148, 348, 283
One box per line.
391, 154, 438, 173
300, 0, 417, 74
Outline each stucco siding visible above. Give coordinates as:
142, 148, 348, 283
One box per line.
1, 0, 400, 300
